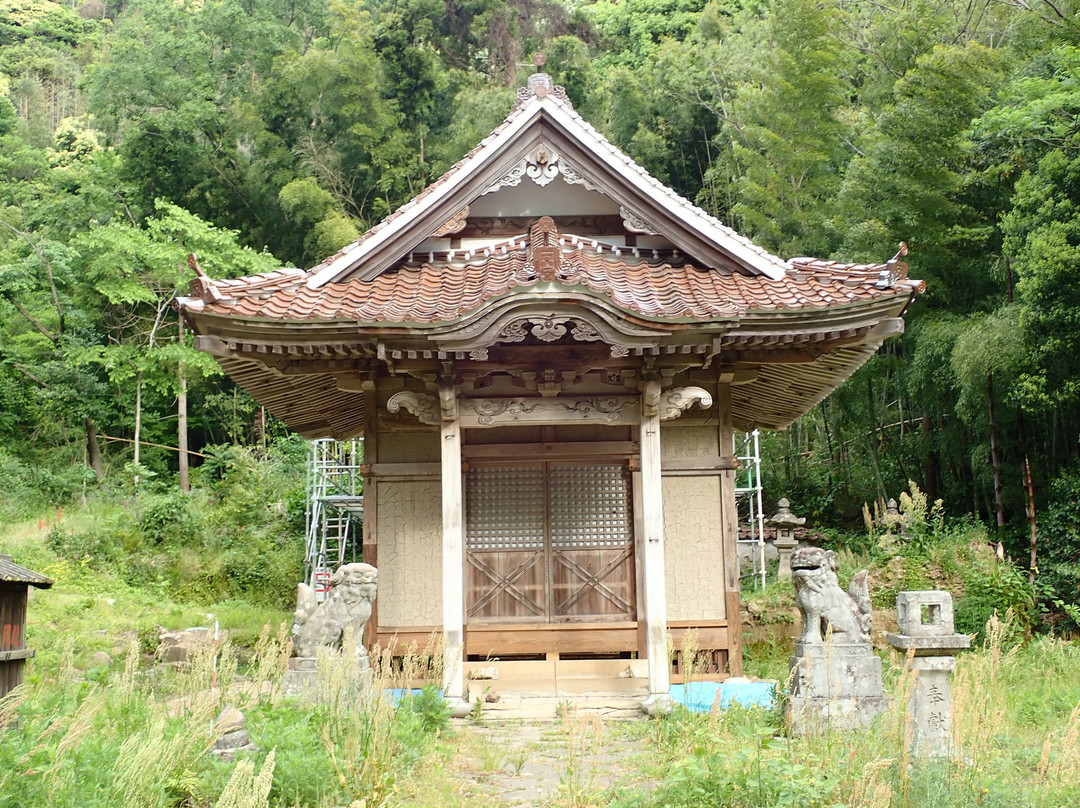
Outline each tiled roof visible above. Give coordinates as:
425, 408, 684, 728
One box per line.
194, 240, 914, 325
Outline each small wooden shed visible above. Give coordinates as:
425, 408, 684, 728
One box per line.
178, 65, 922, 711
0, 554, 53, 696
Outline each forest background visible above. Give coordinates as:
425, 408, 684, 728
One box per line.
1, 0, 1078, 614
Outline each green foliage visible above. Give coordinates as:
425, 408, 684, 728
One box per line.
397, 684, 453, 736
712, 0, 851, 257
617, 708, 838, 808
1003, 142, 1080, 413
1038, 465, 1080, 630
587, 0, 708, 68
32, 436, 305, 608
0, 622, 445, 808
955, 561, 1039, 639
0, 0, 1077, 616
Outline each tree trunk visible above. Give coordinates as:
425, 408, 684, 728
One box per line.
178, 318, 190, 493
820, 401, 836, 470
987, 373, 1005, 558
866, 378, 887, 500
1018, 411, 1038, 584
85, 418, 104, 481
133, 371, 142, 470
922, 412, 940, 503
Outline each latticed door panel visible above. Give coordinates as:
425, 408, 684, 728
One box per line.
466, 466, 546, 621
465, 461, 635, 623
550, 464, 634, 620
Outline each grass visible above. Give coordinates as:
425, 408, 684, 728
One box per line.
604, 615, 1080, 808
1, 510, 452, 808
5, 498, 1080, 807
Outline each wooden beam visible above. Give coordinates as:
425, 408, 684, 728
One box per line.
465, 622, 639, 656
639, 378, 670, 698
459, 395, 641, 428
365, 462, 441, 479
462, 441, 638, 461
661, 456, 738, 472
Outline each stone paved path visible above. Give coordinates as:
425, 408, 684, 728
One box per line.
451, 715, 657, 806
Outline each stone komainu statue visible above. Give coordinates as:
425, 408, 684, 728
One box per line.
292, 563, 378, 663
790, 547, 872, 645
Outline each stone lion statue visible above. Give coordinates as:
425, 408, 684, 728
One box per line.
791, 547, 872, 646
292, 562, 378, 663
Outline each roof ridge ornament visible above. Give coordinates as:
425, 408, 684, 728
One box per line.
515, 53, 571, 107
186, 253, 224, 304
530, 216, 561, 281
876, 242, 909, 289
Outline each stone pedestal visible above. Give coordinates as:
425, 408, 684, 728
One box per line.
282, 656, 319, 698
774, 533, 800, 580
787, 642, 888, 734
282, 656, 374, 699
886, 591, 970, 757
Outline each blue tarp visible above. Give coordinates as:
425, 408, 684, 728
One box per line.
385, 687, 440, 704
670, 680, 776, 712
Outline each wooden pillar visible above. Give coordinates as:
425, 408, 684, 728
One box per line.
440, 380, 466, 701
362, 387, 378, 650
639, 378, 671, 705
717, 381, 744, 675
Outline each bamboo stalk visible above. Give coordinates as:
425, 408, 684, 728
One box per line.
98, 433, 208, 459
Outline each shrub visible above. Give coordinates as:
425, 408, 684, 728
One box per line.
1039, 466, 1080, 630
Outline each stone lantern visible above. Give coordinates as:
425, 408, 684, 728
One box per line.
886, 591, 971, 756
879, 497, 907, 536
766, 498, 805, 580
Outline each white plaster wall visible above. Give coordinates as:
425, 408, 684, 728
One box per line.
376, 481, 442, 626
661, 425, 719, 459
663, 476, 726, 621
378, 431, 440, 463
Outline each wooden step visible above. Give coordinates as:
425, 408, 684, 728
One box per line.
464, 694, 648, 721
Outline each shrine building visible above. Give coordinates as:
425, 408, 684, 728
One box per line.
177, 65, 923, 713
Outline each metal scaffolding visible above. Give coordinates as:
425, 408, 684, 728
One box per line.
735, 430, 767, 590
304, 438, 364, 599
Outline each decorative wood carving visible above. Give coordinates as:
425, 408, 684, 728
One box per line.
620, 205, 661, 236
439, 384, 459, 422
571, 321, 602, 342
531, 317, 567, 342
386, 391, 440, 426
461, 396, 639, 427
494, 316, 610, 345
484, 162, 528, 195
526, 144, 559, 186
433, 206, 470, 236
483, 148, 607, 196
658, 386, 714, 421
610, 345, 630, 358
561, 163, 605, 194
497, 321, 529, 342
